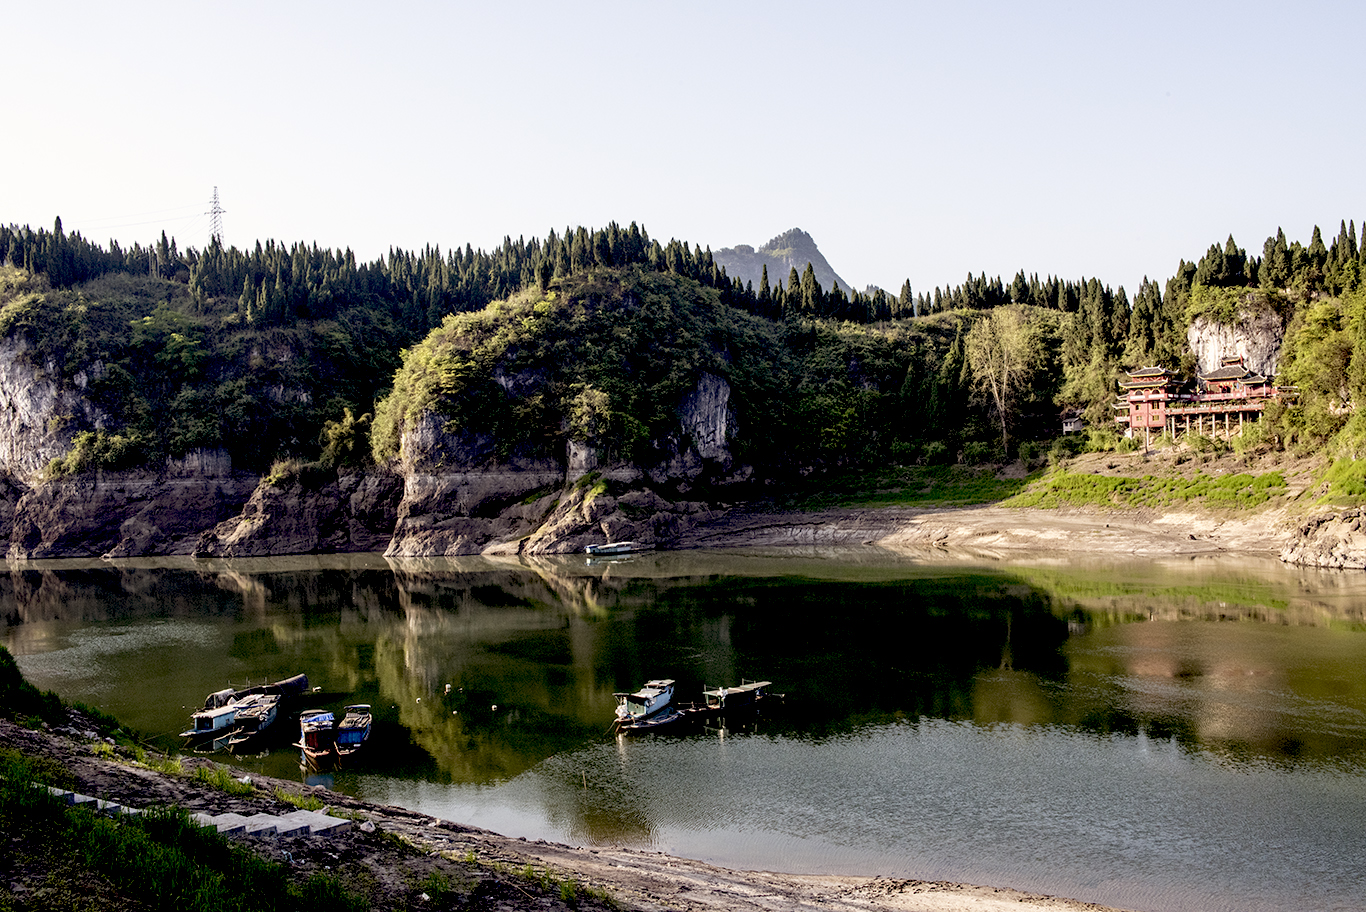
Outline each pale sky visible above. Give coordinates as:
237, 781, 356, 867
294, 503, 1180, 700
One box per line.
6, 1, 1364, 299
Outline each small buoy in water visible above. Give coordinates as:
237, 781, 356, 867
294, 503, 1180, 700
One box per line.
445, 683, 452, 694
416, 698, 421, 703
491, 704, 498, 711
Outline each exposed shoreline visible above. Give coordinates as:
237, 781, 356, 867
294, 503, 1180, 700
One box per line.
679, 501, 1290, 561
0, 717, 1134, 912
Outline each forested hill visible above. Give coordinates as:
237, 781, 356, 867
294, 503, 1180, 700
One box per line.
3, 215, 1366, 497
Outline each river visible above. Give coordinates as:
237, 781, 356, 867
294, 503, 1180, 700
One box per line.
4, 548, 1365, 912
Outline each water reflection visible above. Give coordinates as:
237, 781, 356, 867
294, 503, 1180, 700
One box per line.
5, 549, 1366, 911
5, 550, 1366, 777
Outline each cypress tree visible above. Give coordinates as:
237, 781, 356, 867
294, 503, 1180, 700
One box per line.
899, 279, 914, 318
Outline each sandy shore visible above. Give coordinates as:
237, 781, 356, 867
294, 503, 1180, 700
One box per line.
679, 501, 1289, 561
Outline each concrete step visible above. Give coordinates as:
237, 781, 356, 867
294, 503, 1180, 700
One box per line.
35, 784, 349, 839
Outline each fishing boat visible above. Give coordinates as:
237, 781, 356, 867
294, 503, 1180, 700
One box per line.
180, 692, 262, 745
612, 678, 675, 730
615, 705, 686, 733
295, 708, 338, 768
224, 693, 281, 753
585, 541, 650, 555
179, 673, 310, 746
335, 704, 372, 759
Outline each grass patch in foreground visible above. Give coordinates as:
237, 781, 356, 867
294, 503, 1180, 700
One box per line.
1005, 468, 1289, 510
787, 464, 1039, 510
192, 763, 256, 796
0, 758, 364, 912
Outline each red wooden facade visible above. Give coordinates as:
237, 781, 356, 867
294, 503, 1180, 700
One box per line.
1114, 357, 1289, 440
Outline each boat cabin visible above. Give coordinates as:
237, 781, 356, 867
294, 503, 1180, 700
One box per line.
614, 678, 675, 722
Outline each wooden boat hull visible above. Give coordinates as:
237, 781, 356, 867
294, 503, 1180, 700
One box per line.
616, 707, 685, 733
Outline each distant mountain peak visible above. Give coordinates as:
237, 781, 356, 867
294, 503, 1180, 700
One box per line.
714, 228, 848, 293
761, 228, 817, 252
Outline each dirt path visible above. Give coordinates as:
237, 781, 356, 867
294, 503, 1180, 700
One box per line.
1, 717, 1133, 912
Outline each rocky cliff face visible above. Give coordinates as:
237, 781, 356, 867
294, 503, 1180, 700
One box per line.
0, 336, 111, 479
1187, 307, 1285, 376
0, 365, 745, 559
193, 468, 404, 558
384, 372, 740, 557
7, 449, 258, 559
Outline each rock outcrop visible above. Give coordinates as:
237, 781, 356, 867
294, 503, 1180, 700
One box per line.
1279, 509, 1366, 569
0, 368, 746, 559
7, 449, 258, 559
193, 468, 404, 558
1187, 307, 1285, 376
385, 372, 742, 557
713, 228, 850, 293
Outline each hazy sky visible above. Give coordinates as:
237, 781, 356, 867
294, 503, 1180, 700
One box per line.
6, 1, 1364, 298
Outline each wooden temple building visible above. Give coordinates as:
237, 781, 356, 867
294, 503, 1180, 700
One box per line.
1114, 356, 1292, 443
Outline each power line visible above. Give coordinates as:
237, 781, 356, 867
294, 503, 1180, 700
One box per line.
87, 213, 205, 231
82, 203, 204, 226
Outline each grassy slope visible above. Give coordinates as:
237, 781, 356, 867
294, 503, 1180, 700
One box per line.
794, 444, 1325, 516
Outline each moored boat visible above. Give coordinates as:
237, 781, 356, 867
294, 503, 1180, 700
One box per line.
335, 704, 372, 760
225, 693, 281, 753
612, 678, 675, 730
295, 708, 338, 768
585, 541, 650, 555
615, 705, 686, 732
180, 673, 310, 747
180, 693, 261, 745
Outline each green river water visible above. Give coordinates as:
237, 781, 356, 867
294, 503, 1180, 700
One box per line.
4, 548, 1365, 912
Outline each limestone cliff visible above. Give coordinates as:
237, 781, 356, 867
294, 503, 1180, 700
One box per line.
0, 336, 112, 480
1186, 306, 1285, 376
385, 372, 739, 557
192, 468, 404, 558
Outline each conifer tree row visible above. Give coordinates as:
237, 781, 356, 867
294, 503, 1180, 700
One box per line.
5, 216, 1364, 343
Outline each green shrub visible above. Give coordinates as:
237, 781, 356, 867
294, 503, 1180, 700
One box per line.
0, 645, 65, 725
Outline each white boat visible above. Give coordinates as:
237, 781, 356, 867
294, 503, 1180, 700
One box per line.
180, 693, 261, 744
585, 541, 650, 555
613, 678, 675, 729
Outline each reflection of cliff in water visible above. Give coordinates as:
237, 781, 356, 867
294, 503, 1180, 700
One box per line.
6, 551, 1365, 778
